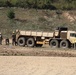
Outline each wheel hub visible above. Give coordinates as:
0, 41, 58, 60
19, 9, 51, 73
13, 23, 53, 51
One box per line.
29, 40, 32, 44
19, 40, 23, 44
62, 42, 66, 47
52, 42, 56, 46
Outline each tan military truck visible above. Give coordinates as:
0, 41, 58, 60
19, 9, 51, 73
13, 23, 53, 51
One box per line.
16, 27, 76, 48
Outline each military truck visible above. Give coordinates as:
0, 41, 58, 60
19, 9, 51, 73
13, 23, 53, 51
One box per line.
16, 27, 76, 48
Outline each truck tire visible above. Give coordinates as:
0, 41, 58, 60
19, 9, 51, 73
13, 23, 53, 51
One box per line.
60, 40, 69, 48
36, 44, 43, 47
27, 38, 35, 47
17, 37, 25, 46
49, 39, 58, 48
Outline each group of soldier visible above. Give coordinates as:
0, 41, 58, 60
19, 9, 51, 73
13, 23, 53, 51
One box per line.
0, 30, 19, 46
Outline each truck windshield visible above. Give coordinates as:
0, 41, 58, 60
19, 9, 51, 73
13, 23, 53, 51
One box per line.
70, 33, 76, 37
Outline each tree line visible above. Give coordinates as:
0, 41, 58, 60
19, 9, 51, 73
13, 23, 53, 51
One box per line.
0, 0, 76, 10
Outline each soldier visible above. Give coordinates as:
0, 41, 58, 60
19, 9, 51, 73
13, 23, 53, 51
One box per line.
0, 32, 3, 45
5, 38, 9, 45
15, 29, 20, 45
12, 31, 16, 46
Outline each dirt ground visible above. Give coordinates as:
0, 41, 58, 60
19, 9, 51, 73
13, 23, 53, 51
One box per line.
0, 57, 76, 75
0, 44, 76, 75
0, 44, 76, 57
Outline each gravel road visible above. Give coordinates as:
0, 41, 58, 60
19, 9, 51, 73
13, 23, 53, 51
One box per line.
0, 57, 76, 75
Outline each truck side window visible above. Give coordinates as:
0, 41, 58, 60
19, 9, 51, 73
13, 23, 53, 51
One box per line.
70, 33, 75, 37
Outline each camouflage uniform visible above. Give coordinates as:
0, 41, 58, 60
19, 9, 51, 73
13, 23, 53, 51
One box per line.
6, 38, 9, 45
0, 33, 3, 45
15, 29, 20, 45
12, 32, 16, 46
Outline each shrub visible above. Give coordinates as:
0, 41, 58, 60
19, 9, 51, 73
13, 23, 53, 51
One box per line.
5, 1, 13, 7
7, 9, 15, 19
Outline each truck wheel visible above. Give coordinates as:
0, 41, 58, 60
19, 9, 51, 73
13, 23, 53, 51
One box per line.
49, 39, 58, 48
36, 44, 43, 47
18, 37, 25, 46
27, 38, 35, 47
60, 40, 69, 48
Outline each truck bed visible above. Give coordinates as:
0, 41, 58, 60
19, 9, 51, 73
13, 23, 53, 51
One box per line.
20, 31, 53, 38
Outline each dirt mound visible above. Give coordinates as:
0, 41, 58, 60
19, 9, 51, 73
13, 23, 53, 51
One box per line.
63, 12, 76, 22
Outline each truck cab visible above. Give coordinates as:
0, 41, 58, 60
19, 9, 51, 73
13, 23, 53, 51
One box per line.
67, 31, 76, 44
49, 27, 76, 48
